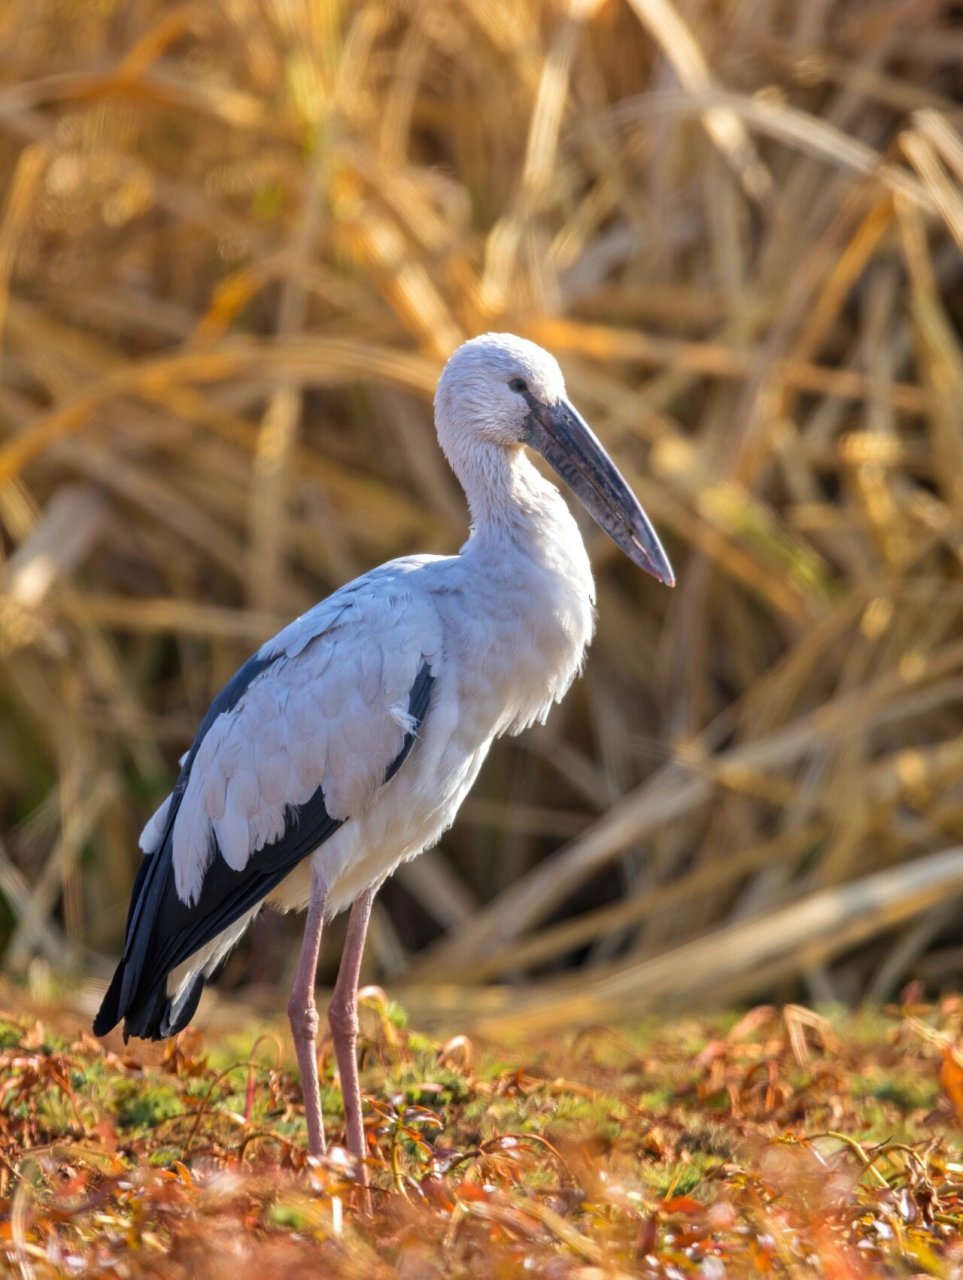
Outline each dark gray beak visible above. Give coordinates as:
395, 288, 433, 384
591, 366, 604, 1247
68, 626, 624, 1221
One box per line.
524, 398, 675, 587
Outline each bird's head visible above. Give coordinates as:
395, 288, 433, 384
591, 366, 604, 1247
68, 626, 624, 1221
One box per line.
435, 332, 674, 586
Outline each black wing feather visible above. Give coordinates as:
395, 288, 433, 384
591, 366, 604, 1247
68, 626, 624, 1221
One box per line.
117, 649, 281, 971
384, 665, 435, 783
94, 658, 434, 1041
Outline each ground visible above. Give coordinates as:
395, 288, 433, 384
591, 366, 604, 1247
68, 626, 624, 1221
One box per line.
0, 991, 962, 1278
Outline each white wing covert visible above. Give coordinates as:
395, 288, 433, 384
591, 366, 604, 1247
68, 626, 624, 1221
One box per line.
170, 568, 442, 906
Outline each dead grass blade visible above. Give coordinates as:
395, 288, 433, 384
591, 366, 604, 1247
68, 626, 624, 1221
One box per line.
623, 0, 771, 203
424, 847, 963, 1038
419, 634, 963, 975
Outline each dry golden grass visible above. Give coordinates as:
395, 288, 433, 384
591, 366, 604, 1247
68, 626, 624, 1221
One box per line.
0, 0, 962, 1026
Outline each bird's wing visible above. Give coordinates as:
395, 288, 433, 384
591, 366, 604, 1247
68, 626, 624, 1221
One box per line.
171, 565, 442, 904
95, 561, 442, 1039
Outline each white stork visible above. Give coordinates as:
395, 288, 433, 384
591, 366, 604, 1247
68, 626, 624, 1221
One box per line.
94, 333, 673, 1184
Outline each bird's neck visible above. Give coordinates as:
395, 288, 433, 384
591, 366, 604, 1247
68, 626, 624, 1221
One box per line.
455, 443, 589, 570
454, 442, 540, 532
452, 442, 597, 739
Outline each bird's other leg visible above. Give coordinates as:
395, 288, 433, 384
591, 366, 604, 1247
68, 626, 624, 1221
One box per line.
288, 868, 328, 1160
328, 886, 376, 1191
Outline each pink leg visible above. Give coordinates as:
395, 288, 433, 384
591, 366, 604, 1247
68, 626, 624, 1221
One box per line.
287, 868, 328, 1159
328, 886, 376, 1191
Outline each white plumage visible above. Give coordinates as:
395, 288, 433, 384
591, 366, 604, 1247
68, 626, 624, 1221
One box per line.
95, 333, 673, 1189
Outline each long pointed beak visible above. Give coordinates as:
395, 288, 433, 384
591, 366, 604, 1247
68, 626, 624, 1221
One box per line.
524, 398, 675, 587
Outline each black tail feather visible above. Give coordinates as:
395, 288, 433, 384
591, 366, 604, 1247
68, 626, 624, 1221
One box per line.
94, 959, 207, 1042
92, 960, 127, 1037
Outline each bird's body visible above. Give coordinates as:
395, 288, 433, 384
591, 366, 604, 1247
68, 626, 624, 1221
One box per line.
95, 333, 672, 1188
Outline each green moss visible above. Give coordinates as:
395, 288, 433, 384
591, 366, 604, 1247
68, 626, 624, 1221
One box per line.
849, 1071, 938, 1112
268, 1200, 312, 1231
113, 1078, 185, 1131
70, 1060, 108, 1092
405, 1031, 435, 1054
677, 1121, 737, 1161
383, 1000, 408, 1030
638, 1086, 676, 1111
642, 1160, 708, 1199
148, 1145, 186, 1167
36, 1091, 78, 1137
319, 1084, 345, 1119
0, 1020, 24, 1050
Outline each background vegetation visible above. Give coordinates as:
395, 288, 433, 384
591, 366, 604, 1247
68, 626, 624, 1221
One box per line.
1, 0, 963, 1036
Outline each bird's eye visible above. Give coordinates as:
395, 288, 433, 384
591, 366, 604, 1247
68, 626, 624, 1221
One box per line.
509, 377, 529, 393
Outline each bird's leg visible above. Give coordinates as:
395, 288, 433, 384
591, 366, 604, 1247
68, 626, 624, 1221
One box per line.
328, 886, 376, 1189
288, 868, 328, 1160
